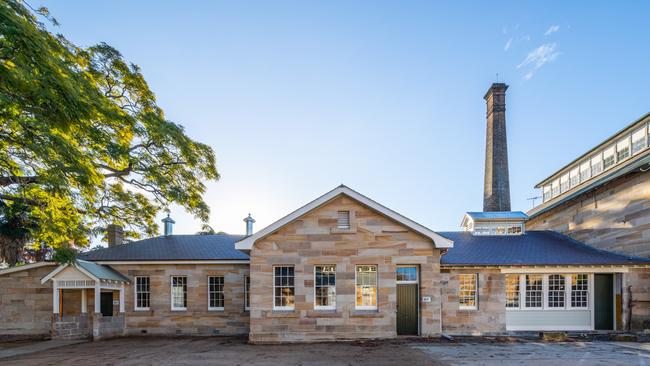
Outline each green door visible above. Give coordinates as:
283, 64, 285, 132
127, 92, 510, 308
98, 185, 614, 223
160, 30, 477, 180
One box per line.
100, 292, 113, 317
397, 284, 418, 335
594, 274, 613, 330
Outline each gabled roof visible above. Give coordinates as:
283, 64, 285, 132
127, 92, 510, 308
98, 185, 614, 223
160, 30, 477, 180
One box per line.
465, 211, 528, 221
41, 260, 130, 284
0, 262, 56, 276
235, 185, 454, 250
78, 234, 249, 261
440, 230, 650, 266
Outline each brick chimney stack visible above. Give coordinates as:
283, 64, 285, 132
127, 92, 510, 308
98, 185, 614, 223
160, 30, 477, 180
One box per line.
107, 224, 124, 247
483, 83, 511, 212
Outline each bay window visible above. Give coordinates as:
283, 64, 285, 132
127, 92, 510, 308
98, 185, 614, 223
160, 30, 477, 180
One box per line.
355, 265, 377, 310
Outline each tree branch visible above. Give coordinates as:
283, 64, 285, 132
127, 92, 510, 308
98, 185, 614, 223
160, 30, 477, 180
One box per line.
0, 176, 39, 186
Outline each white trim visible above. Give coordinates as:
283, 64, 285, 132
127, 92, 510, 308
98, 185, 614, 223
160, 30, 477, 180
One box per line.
92, 260, 249, 265
244, 276, 250, 311
500, 267, 629, 274
81, 288, 87, 313
355, 265, 378, 311
273, 265, 295, 311
313, 265, 337, 311
396, 265, 419, 284
0, 262, 56, 276
170, 275, 188, 311
119, 284, 125, 313
507, 325, 592, 331
235, 185, 453, 250
207, 275, 225, 311
40, 264, 69, 284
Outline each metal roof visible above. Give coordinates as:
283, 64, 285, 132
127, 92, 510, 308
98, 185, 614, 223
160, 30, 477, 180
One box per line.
78, 234, 249, 261
465, 211, 528, 221
75, 260, 130, 282
528, 153, 650, 219
440, 230, 650, 266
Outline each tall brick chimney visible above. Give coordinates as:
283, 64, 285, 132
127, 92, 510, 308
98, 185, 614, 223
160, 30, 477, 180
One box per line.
483, 83, 511, 212
106, 224, 124, 247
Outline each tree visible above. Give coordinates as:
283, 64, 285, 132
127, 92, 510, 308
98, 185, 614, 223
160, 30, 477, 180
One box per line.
0, 1, 219, 266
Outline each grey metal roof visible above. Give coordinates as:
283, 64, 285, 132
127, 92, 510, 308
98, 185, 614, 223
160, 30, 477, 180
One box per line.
440, 231, 650, 266
465, 211, 528, 220
528, 153, 650, 219
78, 234, 249, 261
75, 260, 130, 282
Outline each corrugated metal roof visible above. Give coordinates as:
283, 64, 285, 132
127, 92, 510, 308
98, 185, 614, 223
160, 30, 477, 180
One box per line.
465, 211, 528, 220
78, 234, 249, 261
440, 231, 650, 266
75, 260, 130, 282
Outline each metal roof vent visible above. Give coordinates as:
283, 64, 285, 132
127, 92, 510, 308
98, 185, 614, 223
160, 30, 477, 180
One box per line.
162, 214, 175, 236
244, 214, 255, 236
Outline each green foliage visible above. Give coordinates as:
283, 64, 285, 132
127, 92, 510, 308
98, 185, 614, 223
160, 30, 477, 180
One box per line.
0, 1, 219, 265
52, 247, 77, 265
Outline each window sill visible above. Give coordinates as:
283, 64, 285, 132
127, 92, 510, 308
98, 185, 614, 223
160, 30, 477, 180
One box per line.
458, 307, 478, 311
171, 308, 187, 312
350, 310, 381, 318
208, 308, 225, 312
331, 227, 356, 234
134, 308, 150, 312
266, 310, 299, 318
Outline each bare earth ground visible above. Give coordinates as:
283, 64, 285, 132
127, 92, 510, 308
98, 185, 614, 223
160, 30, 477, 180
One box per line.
3, 336, 650, 366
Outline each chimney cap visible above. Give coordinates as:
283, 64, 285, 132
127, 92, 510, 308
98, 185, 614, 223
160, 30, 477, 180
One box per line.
243, 213, 255, 223
162, 214, 175, 224
484, 82, 509, 99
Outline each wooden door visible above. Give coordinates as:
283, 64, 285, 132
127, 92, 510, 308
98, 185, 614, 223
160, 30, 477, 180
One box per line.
397, 284, 418, 335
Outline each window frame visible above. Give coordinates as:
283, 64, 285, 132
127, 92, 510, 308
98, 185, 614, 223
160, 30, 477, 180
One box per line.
337, 211, 351, 230
355, 265, 378, 311
505, 274, 520, 309
458, 273, 478, 310
547, 274, 566, 309
506, 274, 591, 311
134, 276, 151, 311
523, 274, 544, 310
632, 126, 647, 155
314, 265, 337, 311
273, 266, 295, 311
170, 276, 188, 311
207, 276, 225, 311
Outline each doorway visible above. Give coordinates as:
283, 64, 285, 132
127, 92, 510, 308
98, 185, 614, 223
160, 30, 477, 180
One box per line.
100, 292, 114, 317
594, 274, 613, 330
396, 266, 419, 335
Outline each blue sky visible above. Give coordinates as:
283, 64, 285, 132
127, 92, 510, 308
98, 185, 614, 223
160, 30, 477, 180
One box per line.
40, 0, 650, 236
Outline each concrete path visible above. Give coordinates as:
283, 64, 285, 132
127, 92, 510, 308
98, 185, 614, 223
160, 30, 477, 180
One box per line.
0, 339, 87, 359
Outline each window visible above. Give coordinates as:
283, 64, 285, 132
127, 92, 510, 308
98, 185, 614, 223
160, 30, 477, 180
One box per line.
273, 266, 295, 310
135, 276, 150, 310
543, 185, 552, 202
314, 265, 336, 310
355, 265, 377, 310
560, 173, 570, 193
632, 127, 647, 155
617, 137, 631, 162
507, 225, 523, 235
579, 161, 591, 183
571, 274, 589, 308
171, 276, 187, 310
208, 276, 224, 311
591, 154, 603, 176
525, 275, 543, 308
547, 274, 565, 308
603, 145, 616, 169
569, 168, 579, 188
458, 274, 477, 310
551, 179, 560, 197
337, 211, 350, 229
396, 267, 418, 282
244, 276, 250, 311
505, 274, 519, 308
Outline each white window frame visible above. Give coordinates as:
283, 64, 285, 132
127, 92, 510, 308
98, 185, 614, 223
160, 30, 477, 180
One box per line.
506, 274, 591, 311
603, 145, 616, 170
616, 136, 631, 162
355, 265, 378, 310
244, 276, 250, 311
458, 273, 478, 310
632, 126, 647, 155
134, 276, 150, 311
579, 161, 591, 183
314, 265, 336, 311
396, 266, 418, 284
505, 274, 520, 309
273, 266, 295, 311
569, 168, 579, 189
170, 276, 187, 311
207, 276, 225, 311
547, 274, 566, 309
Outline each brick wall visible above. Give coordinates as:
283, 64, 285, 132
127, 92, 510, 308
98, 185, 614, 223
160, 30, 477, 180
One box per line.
249, 195, 443, 343
0, 264, 55, 338
441, 269, 506, 335
109, 263, 249, 336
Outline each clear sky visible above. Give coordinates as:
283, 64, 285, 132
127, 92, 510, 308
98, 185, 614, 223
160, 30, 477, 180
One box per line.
40, 0, 650, 237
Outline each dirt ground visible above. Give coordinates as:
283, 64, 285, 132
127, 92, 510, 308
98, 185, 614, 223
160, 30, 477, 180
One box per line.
4, 336, 650, 366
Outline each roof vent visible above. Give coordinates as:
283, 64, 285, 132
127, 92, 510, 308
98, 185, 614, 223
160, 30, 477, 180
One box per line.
244, 214, 255, 236
162, 214, 175, 236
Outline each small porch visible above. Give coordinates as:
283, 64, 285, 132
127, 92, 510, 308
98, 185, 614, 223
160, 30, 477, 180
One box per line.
41, 260, 130, 340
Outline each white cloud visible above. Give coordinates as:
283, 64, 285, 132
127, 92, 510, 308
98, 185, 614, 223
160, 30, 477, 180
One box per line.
517, 43, 561, 80
504, 38, 513, 51
544, 25, 560, 36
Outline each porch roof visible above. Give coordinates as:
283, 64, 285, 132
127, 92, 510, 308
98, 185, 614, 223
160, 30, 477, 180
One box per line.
41, 259, 129, 284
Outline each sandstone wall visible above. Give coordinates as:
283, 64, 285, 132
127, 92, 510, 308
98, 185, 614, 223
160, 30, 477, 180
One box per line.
249, 195, 443, 343
441, 269, 506, 335
0, 264, 56, 339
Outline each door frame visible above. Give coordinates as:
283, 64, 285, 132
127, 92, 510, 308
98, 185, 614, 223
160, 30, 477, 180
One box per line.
396, 265, 419, 335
